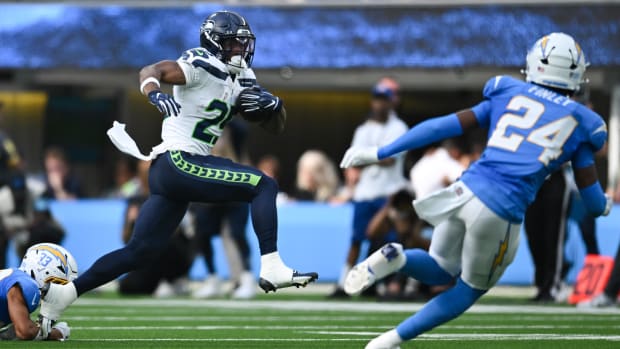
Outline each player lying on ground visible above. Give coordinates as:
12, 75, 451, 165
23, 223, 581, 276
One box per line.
340, 32, 612, 349
0, 243, 76, 341
38, 10, 317, 330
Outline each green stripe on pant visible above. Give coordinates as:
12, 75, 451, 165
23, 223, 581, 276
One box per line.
169, 151, 261, 187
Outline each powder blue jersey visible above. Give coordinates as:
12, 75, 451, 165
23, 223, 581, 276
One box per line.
461, 76, 607, 223
0, 269, 40, 326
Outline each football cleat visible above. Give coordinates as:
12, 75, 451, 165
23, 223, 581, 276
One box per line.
344, 261, 376, 296
365, 329, 403, 349
259, 270, 318, 293
192, 275, 224, 299
344, 243, 406, 296
232, 271, 257, 299
40, 282, 78, 321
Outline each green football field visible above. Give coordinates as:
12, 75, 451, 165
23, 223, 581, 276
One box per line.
10, 292, 620, 348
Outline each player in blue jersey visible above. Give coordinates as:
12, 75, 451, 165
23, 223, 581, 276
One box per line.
0, 243, 76, 341
340, 32, 611, 349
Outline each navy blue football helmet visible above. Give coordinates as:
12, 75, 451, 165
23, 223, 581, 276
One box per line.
200, 11, 255, 73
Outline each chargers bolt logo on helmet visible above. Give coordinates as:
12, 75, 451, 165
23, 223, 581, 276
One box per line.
19, 243, 78, 289
524, 32, 588, 92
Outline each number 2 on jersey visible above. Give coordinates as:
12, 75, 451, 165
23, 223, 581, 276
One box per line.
192, 99, 232, 146
487, 95, 578, 165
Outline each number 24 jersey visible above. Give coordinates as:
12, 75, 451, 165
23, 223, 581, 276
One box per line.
461, 75, 607, 223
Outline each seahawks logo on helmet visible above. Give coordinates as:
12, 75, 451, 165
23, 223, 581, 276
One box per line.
200, 11, 256, 74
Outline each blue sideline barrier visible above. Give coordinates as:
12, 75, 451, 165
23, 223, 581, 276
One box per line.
5, 200, 620, 285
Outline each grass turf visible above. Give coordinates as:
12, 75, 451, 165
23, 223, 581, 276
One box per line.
8, 292, 620, 348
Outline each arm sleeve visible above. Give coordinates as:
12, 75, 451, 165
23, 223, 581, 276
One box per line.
589, 119, 608, 152
17, 279, 40, 314
572, 144, 607, 216
571, 144, 595, 169
579, 182, 608, 217
377, 113, 463, 160
471, 100, 492, 128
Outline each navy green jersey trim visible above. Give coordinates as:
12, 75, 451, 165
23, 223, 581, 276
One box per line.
169, 151, 261, 186
190, 58, 229, 81
238, 78, 256, 87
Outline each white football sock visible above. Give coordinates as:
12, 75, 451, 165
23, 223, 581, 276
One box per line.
367, 243, 406, 280
260, 252, 290, 274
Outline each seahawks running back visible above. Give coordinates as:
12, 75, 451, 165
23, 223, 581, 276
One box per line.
340, 32, 610, 349
39, 11, 317, 328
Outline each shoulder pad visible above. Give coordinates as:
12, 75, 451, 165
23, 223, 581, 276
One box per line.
482, 75, 523, 99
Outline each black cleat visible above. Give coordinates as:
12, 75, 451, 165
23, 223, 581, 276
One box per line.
259, 271, 319, 293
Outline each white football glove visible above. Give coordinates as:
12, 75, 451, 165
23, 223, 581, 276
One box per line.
603, 194, 612, 216
340, 146, 379, 168
52, 322, 70, 341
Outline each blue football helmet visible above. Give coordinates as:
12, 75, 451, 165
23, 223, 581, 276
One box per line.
200, 11, 255, 74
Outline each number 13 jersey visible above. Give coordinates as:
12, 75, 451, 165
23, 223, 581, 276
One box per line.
461, 75, 607, 223
153, 47, 256, 157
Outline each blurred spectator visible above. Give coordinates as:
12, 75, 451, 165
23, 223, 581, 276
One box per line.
257, 154, 289, 205
377, 77, 401, 112
0, 101, 29, 268
14, 199, 65, 258
42, 146, 82, 200
614, 176, 620, 203
191, 120, 257, 299
295, 150, 340, 202
330, 167, 360, 204
524, 166, 572, 302
107, 156, 143, 198
118, 195, 194, 298
330, 79, 409, 298
257, 154, 280, 179
409, 140, 466, 200
366, 190, 427, 251
366, 189, 436, 300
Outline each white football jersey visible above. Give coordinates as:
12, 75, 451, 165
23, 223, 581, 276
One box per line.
151, 47, 257, 156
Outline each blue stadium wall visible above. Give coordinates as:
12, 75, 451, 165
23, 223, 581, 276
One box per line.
5, 200, 620, 285
0, 4, 619, 69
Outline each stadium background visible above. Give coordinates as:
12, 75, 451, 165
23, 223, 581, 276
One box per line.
0, 0, 619, 284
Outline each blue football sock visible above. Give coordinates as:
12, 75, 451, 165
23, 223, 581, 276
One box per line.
396, 278, 486, 340
401, 249, 454, 285
250, 176, 279, 255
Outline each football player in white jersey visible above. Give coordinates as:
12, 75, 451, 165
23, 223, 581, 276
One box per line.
37, 11, 317, 331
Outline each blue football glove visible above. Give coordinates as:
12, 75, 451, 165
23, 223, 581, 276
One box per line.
148, 90, 181, 117
236, 86, 282, 115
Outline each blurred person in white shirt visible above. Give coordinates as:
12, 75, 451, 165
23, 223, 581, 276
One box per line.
410, 140, 466, 200
330, 79, 408, 298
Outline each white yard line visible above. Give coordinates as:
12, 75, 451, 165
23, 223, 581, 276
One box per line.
302, 332, 620, 341
69, 324, 620, 330
73, 298, 620, 315
63, 315, 369, 321
70, 333, 620, 342
71, 338, 368, 342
